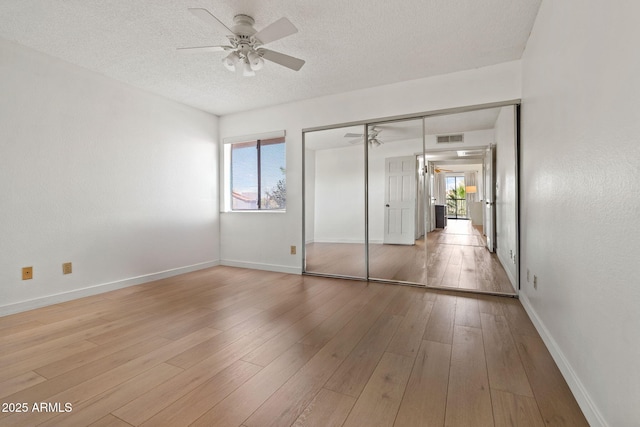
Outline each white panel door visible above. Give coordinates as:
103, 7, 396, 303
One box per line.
484, 145, 496, 252
384, 156, 416, 245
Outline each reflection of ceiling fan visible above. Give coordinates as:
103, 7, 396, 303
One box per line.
178, 8, 305, 76
344, 127, 383, 146
434, 167, 454, 173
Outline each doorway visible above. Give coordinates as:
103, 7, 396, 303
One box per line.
445, 175, 467, 219
426, 145, 513, 293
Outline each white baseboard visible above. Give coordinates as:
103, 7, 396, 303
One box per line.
310, 239, 384, 244
311, 238, 365, 244
221, 259, 302, 275
0, 260, 220, 317
519, 293, 608, 427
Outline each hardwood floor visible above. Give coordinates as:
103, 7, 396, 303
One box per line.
0, 267, 587, 426
307, 220, 515, 294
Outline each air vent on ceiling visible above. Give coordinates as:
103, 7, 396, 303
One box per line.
437, 134, 464, 144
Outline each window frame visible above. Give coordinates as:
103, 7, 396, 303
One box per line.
222, 130, 286, 213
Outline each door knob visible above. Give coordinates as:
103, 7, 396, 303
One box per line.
385, 204, 390, 207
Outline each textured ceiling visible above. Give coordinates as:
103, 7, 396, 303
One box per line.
0, 0, 541, 116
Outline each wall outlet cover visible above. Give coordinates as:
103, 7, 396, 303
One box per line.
22, 266, 33, 280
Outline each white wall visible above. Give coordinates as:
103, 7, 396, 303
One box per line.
520, 1, 640, 425
313, 144, 365, 243
0, 40, 220, 315
219, 61, 522, 272
494, 106, 517, 286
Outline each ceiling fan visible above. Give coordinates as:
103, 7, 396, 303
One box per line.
344, 127, 383, 146
178, 8, 305, 76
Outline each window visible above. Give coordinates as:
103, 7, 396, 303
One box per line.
445, 175, 467, 219
227, 135, 286, 211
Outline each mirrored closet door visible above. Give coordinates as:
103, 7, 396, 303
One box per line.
303, 103, 520, 296
367, 118, 427, 284
423, 106, 517, 294
304, 125, 367, 279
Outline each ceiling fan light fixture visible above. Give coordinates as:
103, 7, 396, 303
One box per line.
222, 51, 240, 71
247, 51, 264, 70
242, 59, 256, 77
183, 9, 305, 75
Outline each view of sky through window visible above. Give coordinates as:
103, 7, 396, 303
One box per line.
231, 139, 285, 210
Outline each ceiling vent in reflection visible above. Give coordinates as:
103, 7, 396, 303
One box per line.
436, 134, 464, 144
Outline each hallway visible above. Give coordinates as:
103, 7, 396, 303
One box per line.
425, 219, 514, 293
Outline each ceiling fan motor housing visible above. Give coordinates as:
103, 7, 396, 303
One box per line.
228, 15, 264, 61
232, 15, 259, 49
232, 15, 257, 36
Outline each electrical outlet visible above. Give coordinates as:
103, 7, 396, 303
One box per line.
63, 262, 72, 275
22, 266, 33, 280
533, 275, 538, 290
290, 245, 296, 255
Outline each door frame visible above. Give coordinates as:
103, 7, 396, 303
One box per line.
484, 144, 497, 252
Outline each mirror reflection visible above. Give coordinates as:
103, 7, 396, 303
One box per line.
303, 105, 518, 295
304, 125, 366, 278
366, 118, 427, 283
425, 106, 516, 294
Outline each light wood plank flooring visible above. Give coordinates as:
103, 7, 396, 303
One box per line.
307, 220, 515, 294
0, 267, 587, 426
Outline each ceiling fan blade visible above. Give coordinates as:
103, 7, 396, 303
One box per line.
177, 45, 232, 53
254, 17, 298, 45
260, 49, 305, 71
344, 132, 363, 138
188, 8, 233, 34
